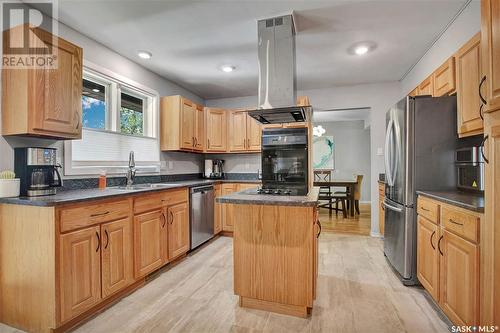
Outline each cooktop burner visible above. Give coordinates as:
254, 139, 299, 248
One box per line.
252, 187, 303, 196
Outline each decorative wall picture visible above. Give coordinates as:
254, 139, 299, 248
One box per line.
313, 136, 335, 169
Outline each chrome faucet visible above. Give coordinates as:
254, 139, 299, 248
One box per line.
126, 151, 136, 186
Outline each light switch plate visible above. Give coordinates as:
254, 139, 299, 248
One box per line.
377, 147, 384, 156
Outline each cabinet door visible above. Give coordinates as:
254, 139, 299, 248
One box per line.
194, 104, 205, 151
167, 202, 190, 261
440, 229, 479, 326
206, 108, 227, 152
457, 33, 483, 137
31, 29, 82, 138
229, 111, 247, 152
418, 76, 434, 96
60, 226, 101, 323
417, 216, 440, 302
222, 184, 238, 231
133, 210, 164, 278
481, 0, 500, 112
379, 199, 385, 236
101, 218, 134, 299
180, 98, 195, 150
482, 110, 500, 326
246, 115, 261, 151
409, 87, 418, 97
433, 57, 456, 96
214, 185, 222, 234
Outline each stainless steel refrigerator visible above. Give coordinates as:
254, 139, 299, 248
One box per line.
384, 95, 458, 285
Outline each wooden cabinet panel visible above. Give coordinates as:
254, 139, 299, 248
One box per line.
180, 98, 195, 150
417, 216, 440, 302
409, 87, 418, 97
205, 107, 227, 152
133, 210, 164, 278
2, 26, 83, 139
229, 111, 247, 152
167, 202, 190, 261
441, 205, 480, 243
101, 217, 134, 298
440, 230, 479, 326
433, 57, 456, 96
246, 115, 261, 151
481, 0, 500, 113
221, 184, 238, 231
194, 104, 205, 151
59, 226, 101, 323
379, 182, 385, 236
417, 197, 440, 224
418, 76, 434, 96
214, 184, 222, 234
456, 33, 483, 137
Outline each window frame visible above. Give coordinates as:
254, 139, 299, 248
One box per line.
82, 71, 113, 131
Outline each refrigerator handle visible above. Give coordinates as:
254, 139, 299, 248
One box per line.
385, 119, 394, 186
384, 201, 403, 213
391, 120, 401, 187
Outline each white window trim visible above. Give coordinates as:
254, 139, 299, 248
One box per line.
64, 60, 161, 177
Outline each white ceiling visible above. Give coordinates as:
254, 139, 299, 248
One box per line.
50, 0, 468, 99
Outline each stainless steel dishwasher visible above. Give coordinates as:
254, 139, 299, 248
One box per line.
190, 185, 214, 249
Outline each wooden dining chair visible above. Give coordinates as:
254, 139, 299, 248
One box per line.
353, 175, 363, 214
314, 170, 333, 211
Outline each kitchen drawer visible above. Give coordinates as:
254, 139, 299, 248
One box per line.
417, 197, 440, 224
59, 198, 131, 233
134, 188, 188, 214
442, 206, 480, 243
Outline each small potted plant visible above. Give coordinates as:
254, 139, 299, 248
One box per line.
0, 170, 20, 198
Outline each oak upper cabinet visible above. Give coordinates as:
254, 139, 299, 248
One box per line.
214, 184, 222, 235
228, 110, 248, 152
409, 87, 419, 97
456, 33, 483, 137
246, 115, 262, 151
417, 216, 440, 301
418, 76, 434, 96
167, 202, 189, 261
440, 229, 479, 326
205, 107, 228, 152
160, 95, 200, 151
59, 226, 101, 323
101, 217, 134, 299
433, 57, 456, 96
194, 104, 205, 151
2, 26, 83, 139
481, 0, 500, 113
133, 210, 164, 278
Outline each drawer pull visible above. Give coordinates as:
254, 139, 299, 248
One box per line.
430, 231, 436, 250
438, 235, 444, 256
449, 219, 464, 226
90, 211, 110, 218
420, 206, 430, 212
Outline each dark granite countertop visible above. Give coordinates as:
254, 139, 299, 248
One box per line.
216, 187, 320, 207
416, 190, 485, 213
0, 179, 261, 207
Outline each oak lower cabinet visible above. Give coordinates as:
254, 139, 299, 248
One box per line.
133, 210, 165, 278
59, 225, 102, 323
456, 32, 483, 137
416, 195, 482, 327
2, 25, 83, 139
221, 184, 238, 232
378, 182, 385, 236
167, 202, 190, 261
205, 107, 228, 152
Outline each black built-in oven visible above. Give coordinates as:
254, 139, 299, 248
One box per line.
261, 128, 309, 195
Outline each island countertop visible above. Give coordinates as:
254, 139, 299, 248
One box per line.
216, 187, 320, 207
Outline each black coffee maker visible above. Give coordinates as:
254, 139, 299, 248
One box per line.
14, 147, 63, 196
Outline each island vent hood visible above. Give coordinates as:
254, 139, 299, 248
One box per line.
247, 14, 311, 124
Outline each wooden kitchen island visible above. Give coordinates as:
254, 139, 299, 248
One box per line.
217, 187, 320, 318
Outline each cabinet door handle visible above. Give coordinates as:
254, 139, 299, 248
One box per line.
76, 118, 80, 130
420, 207, 430, 212
449, 219, 464, 226
161, 212, 166, 228
208, 139, 210, 149
90, 211, 110, 218
104, 229, 109, 249
430, 231, 436, 250
481, 135, 489, 164
316, 220, 322, 238
480, 104, 484, 120
95, 231, 101, 252
437, 235, 444, 256
479, 75, 487, 105
194, 137, 198, 147
170, 211, 174, 224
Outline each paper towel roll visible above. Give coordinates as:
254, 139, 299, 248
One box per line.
204, 160, 212, 178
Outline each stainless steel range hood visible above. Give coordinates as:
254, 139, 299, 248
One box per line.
248, 14, 311, 124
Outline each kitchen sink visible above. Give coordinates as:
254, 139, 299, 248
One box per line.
114, 183, 176, 191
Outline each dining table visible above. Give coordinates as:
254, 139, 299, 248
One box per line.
313, 178, 358, 217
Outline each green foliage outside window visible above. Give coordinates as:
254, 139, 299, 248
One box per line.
120, 107, 143, 135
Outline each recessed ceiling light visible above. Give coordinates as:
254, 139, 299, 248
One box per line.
221, 65, 235, 73
354, 46, 369, 55
92, 88, 100, 93
137, 50, 152, 59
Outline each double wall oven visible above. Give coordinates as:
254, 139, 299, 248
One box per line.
261, 128, 309, 196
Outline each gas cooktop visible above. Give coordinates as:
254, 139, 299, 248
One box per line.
248, 187, 306, 196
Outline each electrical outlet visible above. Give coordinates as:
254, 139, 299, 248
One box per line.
377, 147, 384, 156
168, 161, 174, 170
160, 161, 167, 168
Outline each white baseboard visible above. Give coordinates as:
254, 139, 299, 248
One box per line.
370, 231, 382, 238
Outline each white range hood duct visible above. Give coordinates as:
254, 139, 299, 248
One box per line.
248, 14, 312, 124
